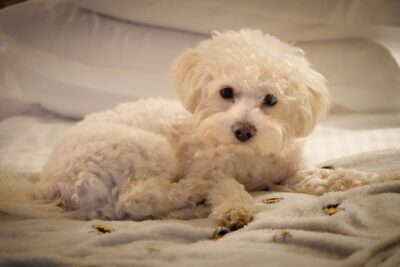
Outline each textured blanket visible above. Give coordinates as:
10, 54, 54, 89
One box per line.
0, 150, 399, 267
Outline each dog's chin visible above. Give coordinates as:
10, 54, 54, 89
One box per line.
196, 115, 290, 156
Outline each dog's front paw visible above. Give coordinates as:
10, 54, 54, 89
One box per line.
220, 207, 254, 231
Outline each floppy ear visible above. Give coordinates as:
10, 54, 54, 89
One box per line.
293, 69, 330, 137
169, 49, 204, 113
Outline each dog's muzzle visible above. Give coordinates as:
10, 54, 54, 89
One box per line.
232, 122, 257, 142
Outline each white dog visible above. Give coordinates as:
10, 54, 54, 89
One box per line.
40, 30, 385, 230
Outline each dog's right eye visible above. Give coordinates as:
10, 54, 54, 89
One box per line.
219, 87, 234, 99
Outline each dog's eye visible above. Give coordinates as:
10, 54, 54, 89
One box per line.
219, 87, 234, 99
263, 94, 278, 106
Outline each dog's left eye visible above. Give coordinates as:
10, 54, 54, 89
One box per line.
263, 94, 278, 106
219, 87, 234, 99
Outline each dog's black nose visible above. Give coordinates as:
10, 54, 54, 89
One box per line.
232, 122, 256, 142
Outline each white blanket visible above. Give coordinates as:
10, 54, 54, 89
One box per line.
0, 150, 399, 267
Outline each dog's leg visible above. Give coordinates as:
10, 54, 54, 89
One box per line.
116, 176, 211, 220
207, 175, 256, 230
275, 168, 399, 195
41, 125, 183, 220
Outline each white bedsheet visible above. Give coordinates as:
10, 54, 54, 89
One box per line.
0, 109, 74, 173
1, 109, 399, 172
305, 112, 400, 164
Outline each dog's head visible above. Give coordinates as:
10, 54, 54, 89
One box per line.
170, 30, 329, 155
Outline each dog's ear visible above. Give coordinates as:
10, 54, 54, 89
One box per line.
170, 49, 204, 113
293, 69, 330, 137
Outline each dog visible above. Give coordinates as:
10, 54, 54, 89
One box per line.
40, 30, 386, 230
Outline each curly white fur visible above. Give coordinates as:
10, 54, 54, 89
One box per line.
40, 30, 389, 229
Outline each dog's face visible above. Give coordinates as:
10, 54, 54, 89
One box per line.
170, 30, 329, 155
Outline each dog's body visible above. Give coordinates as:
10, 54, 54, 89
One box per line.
41, 30, 387, 229
42, 98, 302, 225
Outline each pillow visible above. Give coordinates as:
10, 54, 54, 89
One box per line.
299, 39, 400, 112
1, 0, 399, 118
0, 0, 204, 118
70, 0, 400, 41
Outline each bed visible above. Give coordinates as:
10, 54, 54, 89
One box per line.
1, 1, 400, 266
